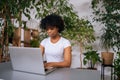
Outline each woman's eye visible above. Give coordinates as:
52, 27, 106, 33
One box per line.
46, 27, 54, 31
50, 28, 54, 30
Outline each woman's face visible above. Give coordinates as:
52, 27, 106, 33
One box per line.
46, 26, 59, 37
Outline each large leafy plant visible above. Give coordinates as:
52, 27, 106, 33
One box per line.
34, 0, 78, 29
0, 0, 37, 60
114, 52, 120, 80
83, 50, 101, 69
62, 18, 96, 68
0, 0, 35, 31
0, 0, 35, 45
91, 0, 120, 52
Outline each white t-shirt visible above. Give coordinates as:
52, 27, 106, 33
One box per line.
40, 37, 71, 62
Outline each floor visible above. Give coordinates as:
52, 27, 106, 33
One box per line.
104, 75, 111, 80
101, 67, 115, 80
102, 74, 116, 80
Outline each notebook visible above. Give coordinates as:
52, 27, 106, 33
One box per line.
9, 47, 56, 75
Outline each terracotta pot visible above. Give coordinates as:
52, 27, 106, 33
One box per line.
0, 48, 2, 63
24, 29, 31, 47
31, 30, 39, 38
12, 27, 21, 46
115, 76, 120, 80
101, 52, 114, 65
118, 77, 120, 80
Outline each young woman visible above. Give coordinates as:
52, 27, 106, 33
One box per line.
40, 14, 72, 68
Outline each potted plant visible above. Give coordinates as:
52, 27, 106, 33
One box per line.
113, 52, 120, 80
83, 50, 101, 69
12, 27, 21, 46
100, 28, 114, 65
62, 18, 96, 68
91, 0, 120, 65
83, 46, 101, 69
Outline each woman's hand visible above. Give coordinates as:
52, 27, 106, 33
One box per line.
44, 62, 54, 69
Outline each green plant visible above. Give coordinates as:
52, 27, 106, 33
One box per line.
30, 39, 40, 48
100, 28, 114, 52
91, 0, 120, 52
35, 0, 80, 32
0, 0, 37, 59
30, 30, 40, 48
62, 18, 96, 68
83, 50, 101, 69
113, 52, 120, 80
0, 0, 35, 35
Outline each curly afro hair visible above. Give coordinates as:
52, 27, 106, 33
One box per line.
40, 14, 65, 33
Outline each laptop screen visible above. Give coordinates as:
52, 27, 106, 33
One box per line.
9, 47, 47, 75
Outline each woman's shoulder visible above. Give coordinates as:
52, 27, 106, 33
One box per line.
61, 37, 70, 42
42, 37, 49, 41
61, 37, 71, 46
41, 37, 50, 44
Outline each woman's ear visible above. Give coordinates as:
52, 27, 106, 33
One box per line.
56, 27, 60, 33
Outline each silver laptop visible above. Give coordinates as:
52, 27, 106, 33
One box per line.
9, 47, 56, 75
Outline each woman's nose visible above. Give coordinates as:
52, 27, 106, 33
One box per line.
47, 29, 51, 33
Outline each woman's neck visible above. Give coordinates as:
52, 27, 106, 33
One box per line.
50, 35, 61, 43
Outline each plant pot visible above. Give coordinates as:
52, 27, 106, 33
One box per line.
115, 75, 120, 80
87, 67, 97, 70
31, 30, 39, 38
0, 48, 2, 62
12, 27, 21, 46
101, 52, 114, 65
117, 77, 120, 80
24, 29, 31, 47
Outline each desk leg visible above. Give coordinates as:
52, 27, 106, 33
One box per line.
101, 66, 102, 80
111, 67, 114, 80
103, 66, 104, 80
101, 65, 104, 80
101, 65, 103, 80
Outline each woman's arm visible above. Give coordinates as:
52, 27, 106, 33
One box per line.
44, 46, 72, 68
39, 45, 44, 56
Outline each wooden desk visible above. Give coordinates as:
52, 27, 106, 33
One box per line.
0, 62, 100, 80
